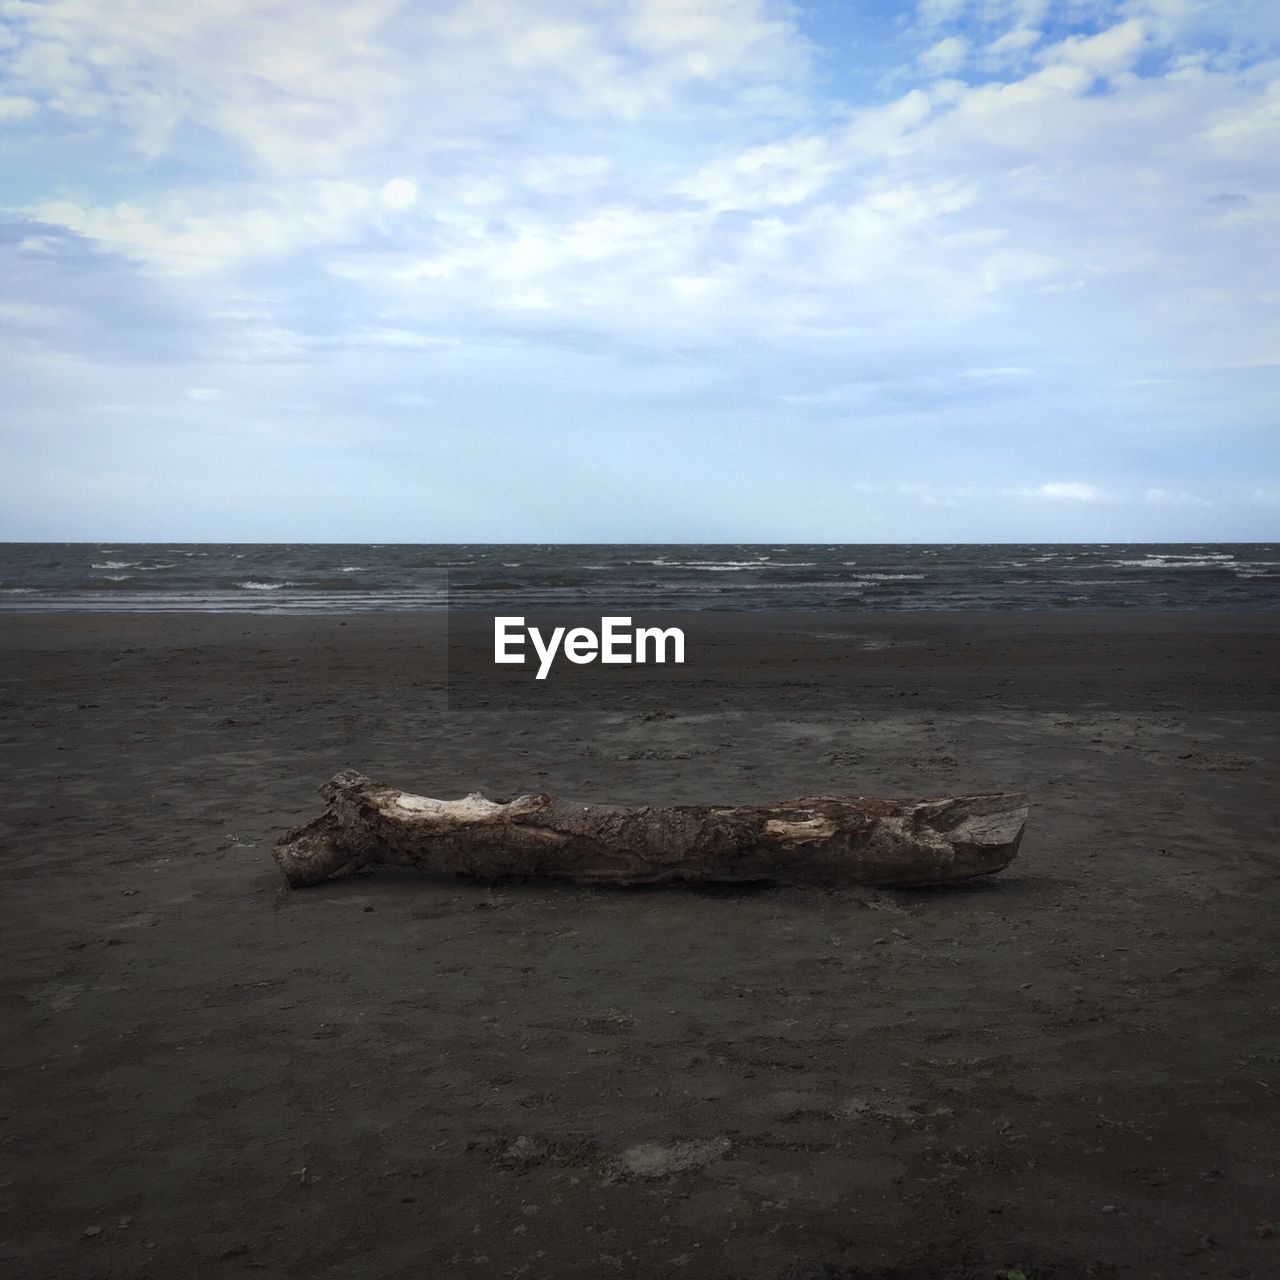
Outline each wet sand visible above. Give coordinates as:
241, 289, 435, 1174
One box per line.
3, 610, 1279, 1279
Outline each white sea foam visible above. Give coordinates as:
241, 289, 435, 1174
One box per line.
92, 560, 137, 569
666, 560, 790, 570
1113, 555, 1235, 569
238, 580, 295, 591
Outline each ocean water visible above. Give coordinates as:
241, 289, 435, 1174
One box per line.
0, 543, 1276, 613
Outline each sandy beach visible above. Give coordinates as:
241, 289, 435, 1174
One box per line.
3, 609, 1279, 1279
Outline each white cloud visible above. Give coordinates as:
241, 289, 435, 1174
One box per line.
677, 135, 841, 209
379, 178, 419, 212
0, 94, 39, 121
920, 36, 971, 76
985, 27, 1042, 64
1, 0, 408, 169
19, 0, 1270, 356
1042, 18, 1148, 78
32, 181, 379, 275
0, 0, 810, 173
622, 0, 804, 82
918, 0, 968, 26
1008, 482, 1109, 501
1144, 487, 1211, 507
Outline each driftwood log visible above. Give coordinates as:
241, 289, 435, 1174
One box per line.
274, 770, 1027, 890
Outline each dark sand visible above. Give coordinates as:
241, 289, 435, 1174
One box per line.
3, 611, 1279, 1279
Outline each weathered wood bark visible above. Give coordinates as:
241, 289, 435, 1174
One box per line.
274, 770, 1027, 890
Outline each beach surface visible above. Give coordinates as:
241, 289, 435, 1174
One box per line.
3, 610, 1279, 1279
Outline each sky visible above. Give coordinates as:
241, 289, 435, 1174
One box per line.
0, 0, 1277, 542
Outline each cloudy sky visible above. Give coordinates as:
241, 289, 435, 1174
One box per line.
1, 0, 1277, 541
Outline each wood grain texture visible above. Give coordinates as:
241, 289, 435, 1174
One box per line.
274, 769, 1028, 889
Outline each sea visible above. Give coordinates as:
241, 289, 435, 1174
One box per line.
0, 543, 1277, 613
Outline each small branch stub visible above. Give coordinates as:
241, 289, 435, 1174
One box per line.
273, 770, 1027, 890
